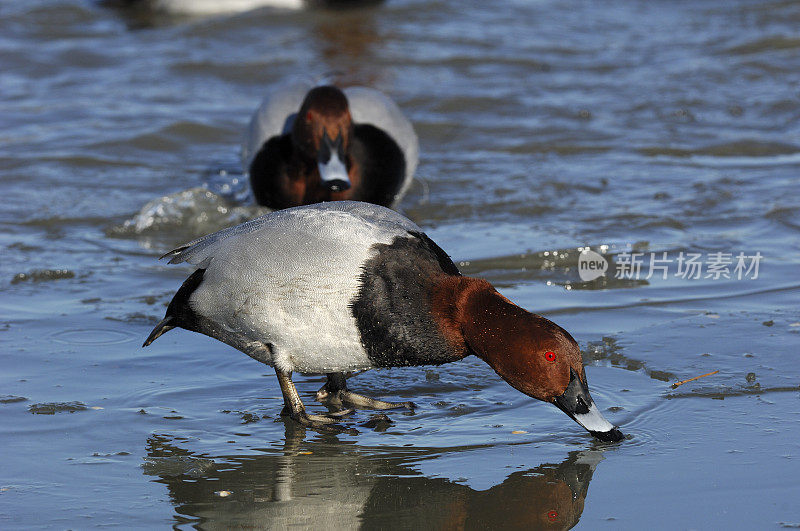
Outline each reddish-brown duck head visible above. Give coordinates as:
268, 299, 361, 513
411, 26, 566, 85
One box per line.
291, 85, 354, 192
439, 278, 625, 442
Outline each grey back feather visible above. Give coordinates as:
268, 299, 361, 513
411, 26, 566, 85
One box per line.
241, 79, 313, 171
161, 201, 421, 267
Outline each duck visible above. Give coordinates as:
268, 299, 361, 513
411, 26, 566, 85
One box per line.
242, 83, 418, 210
105, 0, 385, 16
143, 201, 624, 442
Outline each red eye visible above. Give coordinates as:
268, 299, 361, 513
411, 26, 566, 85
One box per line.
545, 351, 556, 362
547, 510, 558, 521
305, 111, 313, 122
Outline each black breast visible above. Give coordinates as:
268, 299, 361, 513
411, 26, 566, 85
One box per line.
248, 134, 296, 209
349, 123, 406, 206
350, 231, 461, 367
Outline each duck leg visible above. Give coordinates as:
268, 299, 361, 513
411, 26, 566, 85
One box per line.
275, 369, 353, 431
316, 372, 416, 410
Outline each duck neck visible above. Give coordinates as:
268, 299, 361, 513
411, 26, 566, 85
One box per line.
432, 276, 530, 362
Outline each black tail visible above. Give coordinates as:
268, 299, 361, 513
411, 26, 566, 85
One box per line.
142, 268, 206, 348
143, 316, 176, 347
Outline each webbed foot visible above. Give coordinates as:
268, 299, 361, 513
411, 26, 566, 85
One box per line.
316, 373, 416, 411
275, 370, 357, 434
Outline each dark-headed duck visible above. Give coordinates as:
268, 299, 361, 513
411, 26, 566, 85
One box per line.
144, 201, 624, 442
242, 84, 418, 210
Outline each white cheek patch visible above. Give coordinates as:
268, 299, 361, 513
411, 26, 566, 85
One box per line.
572, 402, 615, 433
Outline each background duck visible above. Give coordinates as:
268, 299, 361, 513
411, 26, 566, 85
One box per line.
242, 83, 418, 209
101, 0, 385, 16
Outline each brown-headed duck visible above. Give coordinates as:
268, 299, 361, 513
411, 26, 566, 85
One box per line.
242, 84, 418, 210
144, 201, 623, 442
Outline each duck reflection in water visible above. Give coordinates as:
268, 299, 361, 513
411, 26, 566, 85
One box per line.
311, 4, 385, 87
143, 422, 604, 530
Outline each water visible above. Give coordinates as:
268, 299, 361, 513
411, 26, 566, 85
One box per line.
2, 0, 799, 528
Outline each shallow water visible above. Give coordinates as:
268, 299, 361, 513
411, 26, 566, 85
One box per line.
2, 0, 800, 528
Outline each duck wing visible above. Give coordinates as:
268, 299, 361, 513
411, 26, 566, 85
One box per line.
241, 79, 315, 172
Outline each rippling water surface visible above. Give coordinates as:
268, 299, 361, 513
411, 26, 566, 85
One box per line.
2, 0, 799, 528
